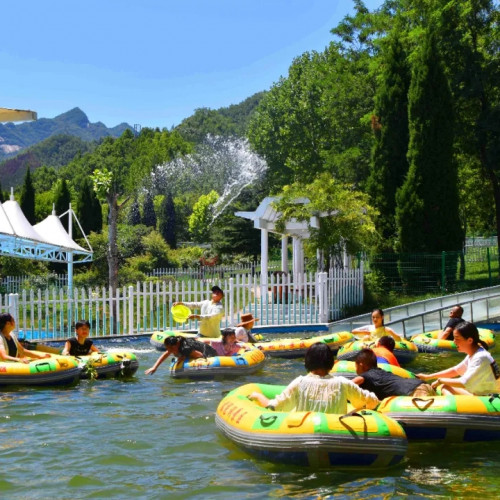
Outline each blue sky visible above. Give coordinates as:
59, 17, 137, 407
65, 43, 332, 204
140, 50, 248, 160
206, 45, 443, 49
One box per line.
2, 0, 382, 129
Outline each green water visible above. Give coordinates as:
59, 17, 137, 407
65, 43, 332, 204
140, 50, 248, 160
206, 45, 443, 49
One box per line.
1, 337, 499, 499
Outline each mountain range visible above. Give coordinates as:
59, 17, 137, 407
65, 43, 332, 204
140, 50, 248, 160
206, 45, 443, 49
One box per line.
0, 107, 131, 160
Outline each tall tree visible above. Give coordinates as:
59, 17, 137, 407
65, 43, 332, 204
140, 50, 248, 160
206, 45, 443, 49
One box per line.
142, 192, 157, 228
396, 31, 462, 253
76, 178, 102, 236
20, 167, 36, 224
367, 29, 410, 251
128, 197, 141, 226
158, 192, 177, 248
54, 179, 72, 230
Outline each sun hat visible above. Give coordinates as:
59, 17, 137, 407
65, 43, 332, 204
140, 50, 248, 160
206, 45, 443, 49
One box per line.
236, 313, 259, 328
171, 304, 191, 324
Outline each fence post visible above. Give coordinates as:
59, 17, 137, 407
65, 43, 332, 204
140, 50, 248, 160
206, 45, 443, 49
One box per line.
228, 278, 235, 326
487, 247, 492, 285
8, 293, 19, 332
128, 286, 134, 335
318, 272, 329, 323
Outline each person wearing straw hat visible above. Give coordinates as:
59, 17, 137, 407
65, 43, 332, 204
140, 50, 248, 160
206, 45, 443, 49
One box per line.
174, 286, 224, 338
235, 313, 259, 343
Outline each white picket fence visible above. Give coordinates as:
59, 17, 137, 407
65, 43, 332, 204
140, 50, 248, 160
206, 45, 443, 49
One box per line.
2, 267, 363, 341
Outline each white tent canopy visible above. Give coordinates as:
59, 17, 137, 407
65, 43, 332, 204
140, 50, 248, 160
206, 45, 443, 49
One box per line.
0, 194, 92, 263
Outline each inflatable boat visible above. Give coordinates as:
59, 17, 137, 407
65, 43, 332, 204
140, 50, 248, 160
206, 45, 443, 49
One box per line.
0, 353, 81, 386
411, 328, 496, 354
337, 339, 418, 365
331, 360, 416, 380
254, 331, 354, 358
150, 330, 199, 351
170, 346, 266, 379
377, 393, 500, 441
216, 383, 408, 468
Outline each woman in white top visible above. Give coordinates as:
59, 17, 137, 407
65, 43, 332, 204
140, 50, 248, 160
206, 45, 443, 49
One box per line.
249, 343, 379, 414
352, 308, 401, 341
417, 322, 500, 395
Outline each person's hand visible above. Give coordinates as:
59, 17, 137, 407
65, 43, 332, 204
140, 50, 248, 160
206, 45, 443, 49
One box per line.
431, 379, 441, 389
42, 353, 51, 359
173, 302, 182, 306
416, 373, 428, 380
19, 357, 31, 364
189, 314, 200, 320
144, 367, 156, 375
248, 392, 259, 401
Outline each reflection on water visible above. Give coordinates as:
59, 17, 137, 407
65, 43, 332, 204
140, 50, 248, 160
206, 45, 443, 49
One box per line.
0, 337, 498, 499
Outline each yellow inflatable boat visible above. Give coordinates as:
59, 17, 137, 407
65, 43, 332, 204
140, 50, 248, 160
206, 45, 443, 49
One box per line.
411, 328, 495, 354
331, 360, 416, 379
0, 353, 81, 386
216, 383, 408, 468
170, 347, 266, 379
337, 339, 418, 365
254, 331, 354, 358
150, 330, 199, 351
377, 393, 500, 441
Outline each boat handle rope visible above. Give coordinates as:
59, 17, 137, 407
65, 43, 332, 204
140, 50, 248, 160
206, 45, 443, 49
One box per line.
339, 407, 368, 424
488, 393, 500, 409
34, 362, 51, 372
411, 397, 435, 411
287, 412, 311, 428
259, 414, 278, 427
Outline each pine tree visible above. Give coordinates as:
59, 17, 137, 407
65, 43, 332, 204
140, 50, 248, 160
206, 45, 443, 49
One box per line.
90, 191, 102, 234
77, 178, 102, 236
128, 197, 141, 226
158, 192, 177, 248
54, 179, 72, 230
0, 181, 4, 203
20, 167, 36, 224
396, 31, 462, 253
142, 192, 157, 228
367, 30, 410, 251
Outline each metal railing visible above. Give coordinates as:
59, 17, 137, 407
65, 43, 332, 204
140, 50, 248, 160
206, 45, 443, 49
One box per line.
329, 285, 500, 338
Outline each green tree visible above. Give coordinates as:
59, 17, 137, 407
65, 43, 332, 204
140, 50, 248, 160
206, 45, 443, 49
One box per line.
158, 192, 177, 248
367, 29, 410, 251
54, 179, 72, 230
128, 197, 141, 226
273, 173, 378, 260
142, 192, 157, 228
20, 167, 36, 224
76, 178, 102, 236
396, 31, 462, 253
188, 190, 219, 243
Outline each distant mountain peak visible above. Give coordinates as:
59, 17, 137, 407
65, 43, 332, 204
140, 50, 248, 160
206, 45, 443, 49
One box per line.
54, 107, 90, 127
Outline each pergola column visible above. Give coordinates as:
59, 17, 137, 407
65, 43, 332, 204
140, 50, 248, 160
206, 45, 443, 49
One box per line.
260, 228, 269, 285
292, 236, 304, 277
281, 235, 289, 273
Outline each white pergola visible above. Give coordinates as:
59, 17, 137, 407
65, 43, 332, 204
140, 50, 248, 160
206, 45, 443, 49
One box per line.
236, 197, 321, 283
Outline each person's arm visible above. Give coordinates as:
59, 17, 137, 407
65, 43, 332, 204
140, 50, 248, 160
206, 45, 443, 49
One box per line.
438, 326, 454, 340
249, 392, 270, 408
145, 350, 171, 375
0, 341, 30, 363
89, 343, 100, 353
345, 379, 379, 409
352, 325, 371, 334
384, 327, 401, 341
352, 375, 365, 386
61, 341, 72, 356
20, 347, 51, 360
416, 365, 460, 381
189, 350, 204, 359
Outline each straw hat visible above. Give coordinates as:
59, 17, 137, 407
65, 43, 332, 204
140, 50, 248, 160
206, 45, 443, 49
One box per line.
237, 313, 259, 327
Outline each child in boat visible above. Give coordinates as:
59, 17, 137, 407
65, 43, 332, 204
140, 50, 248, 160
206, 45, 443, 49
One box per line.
417, 321, 500, 395
352, 308, 401, 341
62, 319, 100, 356
145, 335, 218, 375
373, 336, 400, 367
0, 313, 51, 363
249, 343, 379, 413
211, 328, 249, 356
353, 348, 434, 399
234, 313, 258, 343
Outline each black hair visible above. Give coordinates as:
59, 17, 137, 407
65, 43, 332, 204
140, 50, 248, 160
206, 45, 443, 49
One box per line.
377, 336, 395, 352
0, 313, 14, 333
164, 336, 181, 347
304, 343, 334, 372
75, 319, 91, 329
221, 328, 236, 344
372, 308, 385, 326
455, 305, 464, 316
355, 348, 378, 369
454, 321, 489, 350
